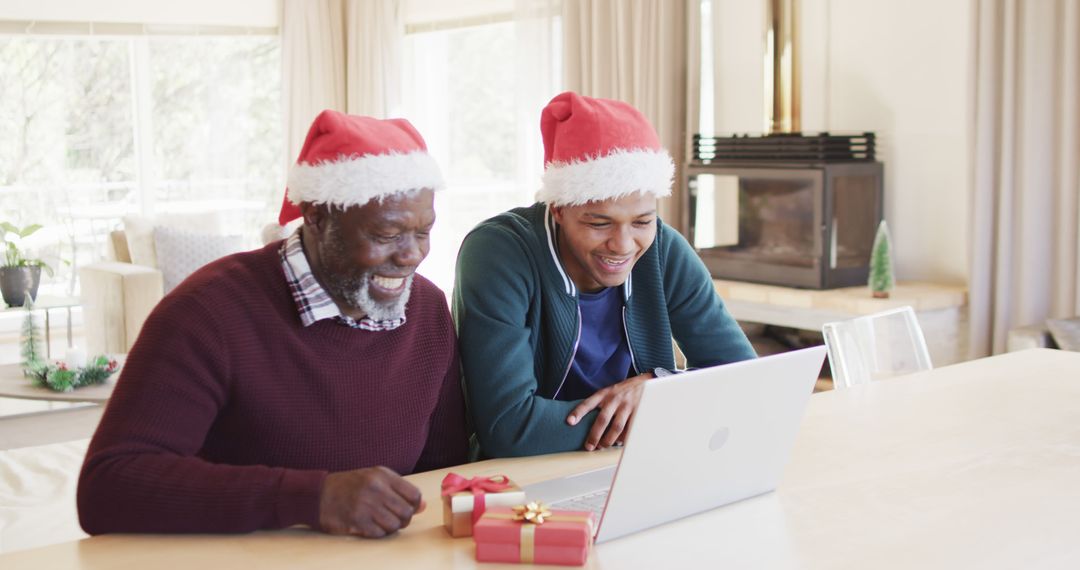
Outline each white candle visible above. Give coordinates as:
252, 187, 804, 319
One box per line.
65, 347, 87, 369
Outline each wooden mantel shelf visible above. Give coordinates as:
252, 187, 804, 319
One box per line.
712, 279, 968, 332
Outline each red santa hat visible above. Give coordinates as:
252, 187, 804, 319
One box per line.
536, 92, 674, 207
277, 109, 445, 225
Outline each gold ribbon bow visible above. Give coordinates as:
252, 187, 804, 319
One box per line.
512, 502, 553, 525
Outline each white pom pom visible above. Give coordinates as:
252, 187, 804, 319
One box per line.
260, 222, 289, 245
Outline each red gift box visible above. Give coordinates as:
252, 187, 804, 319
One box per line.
473, 504, 594, 566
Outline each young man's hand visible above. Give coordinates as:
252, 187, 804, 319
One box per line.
566, 371, 654, 451
319, 466, 426, 537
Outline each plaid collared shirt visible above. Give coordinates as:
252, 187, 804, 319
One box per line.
279, 228, 406, 331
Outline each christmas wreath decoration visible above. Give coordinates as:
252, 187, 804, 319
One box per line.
20, 301, 119, 392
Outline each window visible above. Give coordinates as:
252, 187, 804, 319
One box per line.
402, 17, 560, 293
147, 37, 281, 219
0, 34, 281, 297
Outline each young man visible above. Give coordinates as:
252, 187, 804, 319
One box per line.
453, 92, 756, 458
78, 110, 467, 538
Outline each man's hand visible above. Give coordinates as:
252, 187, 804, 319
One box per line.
318, 466, 426, 538
566, 372, 653, 451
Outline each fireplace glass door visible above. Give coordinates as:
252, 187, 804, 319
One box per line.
829, 173, 880, 270
689, 162, 883, 289
691, 167, 824, 287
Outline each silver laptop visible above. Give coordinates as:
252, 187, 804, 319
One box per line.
523, 345, 826, 543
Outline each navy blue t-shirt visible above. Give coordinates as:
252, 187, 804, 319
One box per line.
555, 287, 634, 401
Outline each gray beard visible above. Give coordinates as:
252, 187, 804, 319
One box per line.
337, 272, 413, 322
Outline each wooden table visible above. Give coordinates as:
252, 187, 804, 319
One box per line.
0, 362, 118, 404
1, 349, 1078, 569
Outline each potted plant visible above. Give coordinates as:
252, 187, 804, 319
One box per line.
1, 222, 53, 308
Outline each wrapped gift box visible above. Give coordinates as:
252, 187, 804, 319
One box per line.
473, 505, 594, 566
442, 473, 527, 537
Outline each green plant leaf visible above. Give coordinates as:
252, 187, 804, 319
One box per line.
17, 224, 42, 238
47, 368, 76, 392
0, 222, 50, 268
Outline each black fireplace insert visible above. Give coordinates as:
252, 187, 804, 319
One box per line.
687, 132, 884, 289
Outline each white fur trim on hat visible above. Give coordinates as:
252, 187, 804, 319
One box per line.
536, 148, 674, 206
287, 150, 445, 208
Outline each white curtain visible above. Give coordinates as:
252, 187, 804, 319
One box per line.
345, 0, 403, 119
561, 0, 691, 229
969, 0, 1080, 356
282, 0, 345, 163
684, 0, 701, 235
515, 0, 562, 202
281, 0, 403, 164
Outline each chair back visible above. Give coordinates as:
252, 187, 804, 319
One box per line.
822, 306, 932, 389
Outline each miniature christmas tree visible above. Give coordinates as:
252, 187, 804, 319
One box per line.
868, 220, 895, 298
20, 299, 46, 375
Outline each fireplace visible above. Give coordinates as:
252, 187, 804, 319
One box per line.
686, 0, 883, 289
687, 133, 883, 289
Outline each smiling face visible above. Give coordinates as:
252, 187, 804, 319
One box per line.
550, 192, 658, 293
301, 189, 435, 320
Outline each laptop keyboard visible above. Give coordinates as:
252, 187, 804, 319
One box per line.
549, 488, 609, 519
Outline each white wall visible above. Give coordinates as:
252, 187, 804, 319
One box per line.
711, 0, 765, 133
712, 0, 971, 285
0, 0, 280, 27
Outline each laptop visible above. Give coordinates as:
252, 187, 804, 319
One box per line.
523, 345, 826, 543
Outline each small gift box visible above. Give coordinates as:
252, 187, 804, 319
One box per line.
442, 473, 527, 537
473, 503, 594, 566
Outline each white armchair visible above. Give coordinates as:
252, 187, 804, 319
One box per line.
79, 213, 257, 355
80, 244, 164, 355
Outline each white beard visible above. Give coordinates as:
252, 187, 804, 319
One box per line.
341, 272, 413, 321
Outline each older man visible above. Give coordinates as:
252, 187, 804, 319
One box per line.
454, 92, 756, 458
78, 110, 467, 538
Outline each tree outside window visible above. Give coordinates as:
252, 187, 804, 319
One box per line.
0, 34, 281, 297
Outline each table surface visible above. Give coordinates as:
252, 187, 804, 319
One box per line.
0, 362, 118, 403
0, 295, 81, 312
1, 348, 1078, 569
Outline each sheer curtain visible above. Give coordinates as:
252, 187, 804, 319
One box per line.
281, 0, 403, 163
561, 0, 691, 229
969, 0, 1080, 356
345, 0, 403, 119
515, 0, 562, 202
394, 1, 561, 292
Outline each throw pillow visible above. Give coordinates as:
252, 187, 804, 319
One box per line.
153, 227, 244, 293
123, 211, 230, 269
1046, 318, 1080, 352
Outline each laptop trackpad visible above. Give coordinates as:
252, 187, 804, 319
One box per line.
522, 465, 617, 503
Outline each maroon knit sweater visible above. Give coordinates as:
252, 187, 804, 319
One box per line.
77, 242, 468, 534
